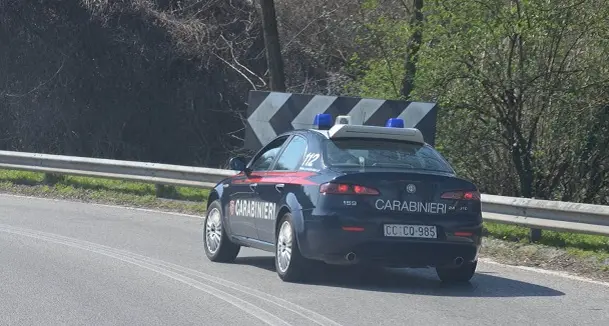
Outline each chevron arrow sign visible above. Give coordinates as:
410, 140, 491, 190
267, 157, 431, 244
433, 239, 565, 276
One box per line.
244, 91, 438, 151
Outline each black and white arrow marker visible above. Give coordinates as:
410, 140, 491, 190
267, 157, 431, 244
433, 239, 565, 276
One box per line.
244, 91, 438, 151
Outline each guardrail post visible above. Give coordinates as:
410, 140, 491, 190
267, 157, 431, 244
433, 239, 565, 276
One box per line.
530, 228, 542, 242
155, 184, 177, 199
527, 196, 542, 242
43, 173, 64, 185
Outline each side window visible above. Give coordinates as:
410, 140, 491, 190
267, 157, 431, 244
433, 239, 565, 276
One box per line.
273, 136, 307, 171
249, 137, 288, 171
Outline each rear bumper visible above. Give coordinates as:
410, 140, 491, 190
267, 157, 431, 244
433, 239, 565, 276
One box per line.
298, 214, 482, 268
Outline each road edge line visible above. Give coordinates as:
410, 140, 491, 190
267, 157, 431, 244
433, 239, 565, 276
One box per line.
0, 193, 204, 219
479, 257, 609, 287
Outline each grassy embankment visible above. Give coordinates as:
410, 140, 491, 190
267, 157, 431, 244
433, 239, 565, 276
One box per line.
1, 169, 608, 272
0, 169, 209, 215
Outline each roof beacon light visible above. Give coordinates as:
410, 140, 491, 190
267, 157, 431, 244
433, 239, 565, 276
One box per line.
385, 118, 405, 128
335, 115, 352, 125
313, 113, 333, 130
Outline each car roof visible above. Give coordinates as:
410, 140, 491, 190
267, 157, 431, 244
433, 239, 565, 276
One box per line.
277, 129, 324, 139
278, 127, 427, 145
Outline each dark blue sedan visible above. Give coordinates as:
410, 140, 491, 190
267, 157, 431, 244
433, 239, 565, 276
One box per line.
203, 114, 482, 283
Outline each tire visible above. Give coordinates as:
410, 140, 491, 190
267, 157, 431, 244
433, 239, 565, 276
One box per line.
436, 260, 477, 283
203, 200, 240, 263
275, 213, 307, 282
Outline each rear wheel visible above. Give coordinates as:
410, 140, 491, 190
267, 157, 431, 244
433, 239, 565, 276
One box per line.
203, 200, 240, 262
436, 260, 477, 283
275, 213, 307, 282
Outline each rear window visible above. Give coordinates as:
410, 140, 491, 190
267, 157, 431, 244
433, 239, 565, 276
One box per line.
323, 138, 454, 173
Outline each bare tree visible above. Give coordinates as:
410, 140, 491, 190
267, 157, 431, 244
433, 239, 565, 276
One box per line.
259, 0, 286, 91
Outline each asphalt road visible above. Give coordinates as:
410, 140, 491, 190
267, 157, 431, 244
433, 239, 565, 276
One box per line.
1, 194, 608, 326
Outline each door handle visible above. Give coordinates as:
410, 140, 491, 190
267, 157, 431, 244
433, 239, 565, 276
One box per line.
275, 184, 285, 192
249, 183, 258, 191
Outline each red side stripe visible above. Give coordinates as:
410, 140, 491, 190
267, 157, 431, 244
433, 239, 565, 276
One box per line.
342, 226, 365, 232
232, 171, 318, 185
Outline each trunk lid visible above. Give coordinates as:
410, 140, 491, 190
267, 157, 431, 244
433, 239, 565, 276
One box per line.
328, 170, 481, 218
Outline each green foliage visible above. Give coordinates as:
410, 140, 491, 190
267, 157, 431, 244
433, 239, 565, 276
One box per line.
485, 222, 609, 254
349, 0, 609, 203
3, 0, 609, 206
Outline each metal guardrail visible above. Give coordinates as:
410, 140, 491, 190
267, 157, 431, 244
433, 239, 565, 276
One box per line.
0, 150, 236, 189
482, 194, 609, 237
1, 150, 608, 237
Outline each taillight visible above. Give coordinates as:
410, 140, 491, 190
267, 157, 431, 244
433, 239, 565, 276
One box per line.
440, 190, 480, 200
320, 182, 380, 195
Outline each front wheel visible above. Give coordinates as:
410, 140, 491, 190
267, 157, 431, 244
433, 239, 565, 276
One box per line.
203, 200, 240, 262
275, 213, 308, 282
436, 260, 477, 283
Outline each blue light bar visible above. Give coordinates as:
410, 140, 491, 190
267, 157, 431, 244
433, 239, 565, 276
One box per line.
313, 113, 333, 130
385, 118, 405, 128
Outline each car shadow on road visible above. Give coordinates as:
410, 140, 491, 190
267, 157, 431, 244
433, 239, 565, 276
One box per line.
233, 256, 565, 298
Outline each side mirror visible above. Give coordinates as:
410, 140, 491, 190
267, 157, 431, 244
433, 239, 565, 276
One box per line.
229, 157, 247, 172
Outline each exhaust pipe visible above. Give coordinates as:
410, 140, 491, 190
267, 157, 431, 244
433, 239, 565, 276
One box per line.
345, 252, 357, 262
454, 257, 464, 266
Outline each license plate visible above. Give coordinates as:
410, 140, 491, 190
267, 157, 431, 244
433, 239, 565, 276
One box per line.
384, 224, 437, 238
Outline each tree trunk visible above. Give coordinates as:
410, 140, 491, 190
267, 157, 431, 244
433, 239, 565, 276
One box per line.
259, 0, 286, 92
155, 0, 177, 10
401, 0, 423, 99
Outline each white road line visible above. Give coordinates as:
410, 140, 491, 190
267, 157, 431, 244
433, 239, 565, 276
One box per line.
0, 193, 204, 218
479, 258, 609, 288
130, 258, 343, 326
2, 192, 608, 288
0, 224, 344, 326
0, 224, 292, 326
91, 203, 204, 219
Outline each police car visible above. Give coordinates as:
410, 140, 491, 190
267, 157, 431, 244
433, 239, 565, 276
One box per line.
203, 114, 482, 283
